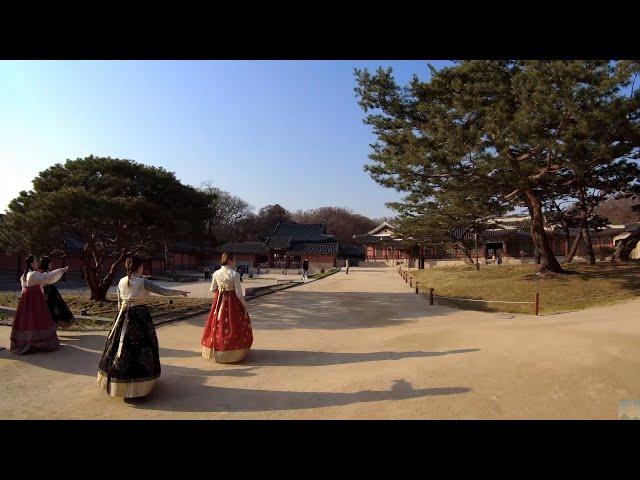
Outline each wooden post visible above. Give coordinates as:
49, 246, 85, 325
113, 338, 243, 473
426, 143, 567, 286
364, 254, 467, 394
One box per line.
409, 277, 412, 287
429, 288, 434, 305
534, 292, 540, 316
415, 281, 419, 294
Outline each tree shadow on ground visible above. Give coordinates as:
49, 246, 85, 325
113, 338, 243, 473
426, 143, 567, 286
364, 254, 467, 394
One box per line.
243, 348, 480, 367
129, 378, 471, 413
184, 291, 448, 331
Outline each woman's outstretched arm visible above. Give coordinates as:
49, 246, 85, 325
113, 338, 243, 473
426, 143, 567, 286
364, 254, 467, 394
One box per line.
26, 267, 69, 287
143, 279, 188, 297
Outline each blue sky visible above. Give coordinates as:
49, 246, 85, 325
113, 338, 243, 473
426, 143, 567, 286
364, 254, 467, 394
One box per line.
0, 60, 452, 218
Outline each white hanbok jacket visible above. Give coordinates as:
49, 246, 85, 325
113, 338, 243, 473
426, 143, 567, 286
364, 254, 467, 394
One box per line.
21, 268, 67, 293
210, 266, 248, 310
117, 274, 182, 309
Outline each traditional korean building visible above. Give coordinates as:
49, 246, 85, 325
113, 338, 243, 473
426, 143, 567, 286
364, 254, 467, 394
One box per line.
354, 217, 631, 268
0, 235, 211, 289
214, 222, 339, 273
352, 221, 416, 265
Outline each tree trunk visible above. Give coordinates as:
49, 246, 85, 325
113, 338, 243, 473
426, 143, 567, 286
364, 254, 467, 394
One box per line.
460, 244, 475, 266
83, 244, 130, 301
581, 224, 596, 265
525, 190, 563, 273
89, 283, 111, 301
611, 232, 640, 263
454, 239, 478, 269
84, 264, 106, 301
577, 190, 596, 265
563, 228, 570, 258
565, 229, 583, 263
527, 203, 542, 264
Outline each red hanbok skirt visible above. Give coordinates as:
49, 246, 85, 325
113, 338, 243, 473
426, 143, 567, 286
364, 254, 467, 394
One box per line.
201, 290, 253, 363
10, 286, 60, 355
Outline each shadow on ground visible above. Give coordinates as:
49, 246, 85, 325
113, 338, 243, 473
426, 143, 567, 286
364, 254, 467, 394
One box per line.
129, 378, 471, 413
185, 290, 449, 331
244, 348, 479, 367
0, 334, 258, 379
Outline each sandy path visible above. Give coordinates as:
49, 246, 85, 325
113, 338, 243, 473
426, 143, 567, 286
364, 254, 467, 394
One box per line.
1, 266, 639, 419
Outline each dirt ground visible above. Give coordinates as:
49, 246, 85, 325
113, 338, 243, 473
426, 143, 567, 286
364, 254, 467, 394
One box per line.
1, 266, 639, 419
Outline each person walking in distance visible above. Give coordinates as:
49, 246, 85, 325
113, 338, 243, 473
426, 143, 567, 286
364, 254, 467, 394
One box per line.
345, 258, 350, 274
302, 258, 309, 280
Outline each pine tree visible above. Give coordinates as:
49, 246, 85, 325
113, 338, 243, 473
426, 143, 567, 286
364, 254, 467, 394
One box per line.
550, 61, 640, 264
0, 156, 209, 300
355, 61, 640, 273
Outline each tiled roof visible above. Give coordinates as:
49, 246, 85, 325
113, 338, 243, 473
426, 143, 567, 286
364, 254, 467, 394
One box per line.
265, 236, 292, 250
287, 242, 339, 255
270, 222, 336, 242
353, 234, 405, 244
214, 242, 269, 254
171, 241, 219, 254
367, 221, 397, 235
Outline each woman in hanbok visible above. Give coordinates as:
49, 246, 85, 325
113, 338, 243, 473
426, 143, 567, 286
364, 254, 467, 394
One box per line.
97, 255, 188, 399
201, 252, 253, 363
10, 255, 68, 355
38, 256, 75, 328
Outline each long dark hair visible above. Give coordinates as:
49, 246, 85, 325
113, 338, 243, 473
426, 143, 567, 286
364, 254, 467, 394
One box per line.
22, 254, 35, 282
38, 256, 51, 272
125, 255, 144, 286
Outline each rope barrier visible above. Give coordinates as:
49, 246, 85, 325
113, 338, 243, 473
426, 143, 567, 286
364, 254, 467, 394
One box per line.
432, 295, 533, 305
399, 264, 640, 315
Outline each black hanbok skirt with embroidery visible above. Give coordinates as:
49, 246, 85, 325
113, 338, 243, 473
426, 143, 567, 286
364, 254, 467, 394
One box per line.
43, 284, 75, 327
97, 305, 161, 398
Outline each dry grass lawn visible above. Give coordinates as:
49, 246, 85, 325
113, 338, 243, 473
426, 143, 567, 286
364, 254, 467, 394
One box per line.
0, 292, 211, 320
410, 260, 640, 315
